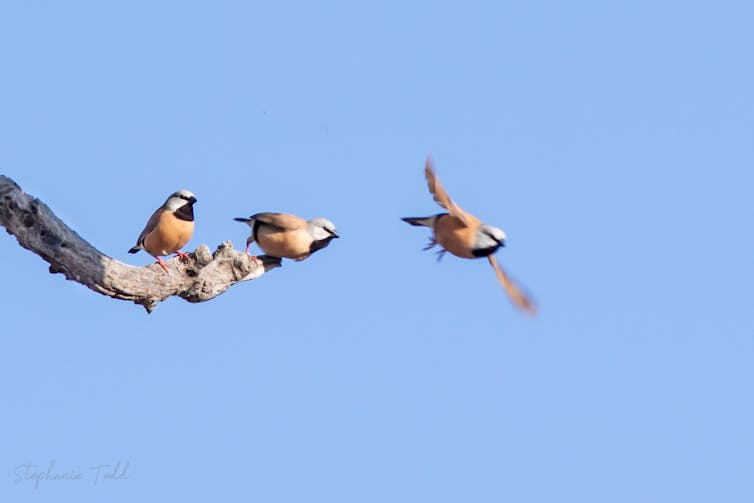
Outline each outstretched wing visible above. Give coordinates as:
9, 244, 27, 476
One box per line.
488, 255, 538, 316
424, 157, 476, 227
252, 212, 307, 231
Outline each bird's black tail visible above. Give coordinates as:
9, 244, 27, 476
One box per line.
128, 247, 140, 254
234, 217, 251, 223
401, 217, 433, 227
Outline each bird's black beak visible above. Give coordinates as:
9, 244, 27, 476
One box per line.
499, 239, 506, 247
330, 231, 340, 238
190, 196, 197, 204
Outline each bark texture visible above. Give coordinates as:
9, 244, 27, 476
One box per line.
0, 175, 280, 312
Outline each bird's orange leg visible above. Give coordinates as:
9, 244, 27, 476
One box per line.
175, 250, 190, 262
423, 237, 438, 251
155, 256, 169, 273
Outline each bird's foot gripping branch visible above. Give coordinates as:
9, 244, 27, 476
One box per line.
0, 175, 280, 313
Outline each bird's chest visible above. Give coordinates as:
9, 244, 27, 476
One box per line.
434, 216, 478, 259
257, 227, 311, 260
145, 213, 194, 256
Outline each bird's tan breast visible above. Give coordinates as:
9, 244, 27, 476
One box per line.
434, 214, 480, 259
143, 211, 194, 257
257, 227, 312, 260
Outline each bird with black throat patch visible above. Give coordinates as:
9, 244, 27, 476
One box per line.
128, 189, 197, 273
234, 212, 338, 262
402, 157, 537, 315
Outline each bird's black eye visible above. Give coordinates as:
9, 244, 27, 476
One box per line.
484, 231, 502, 244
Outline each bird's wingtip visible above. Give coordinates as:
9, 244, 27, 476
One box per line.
424, 155, 435, 175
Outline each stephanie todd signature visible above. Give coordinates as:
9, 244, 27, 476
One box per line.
13, 459, 130, 489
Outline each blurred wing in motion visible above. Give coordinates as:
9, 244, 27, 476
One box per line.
424, 157, 476, 227
488, 255, 538, 316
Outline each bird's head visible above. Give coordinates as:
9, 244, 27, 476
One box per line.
165, 189, 197, 211
309, 217, 339, 241
473, 224, 506, 255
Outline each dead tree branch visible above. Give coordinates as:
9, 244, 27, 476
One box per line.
0, 175, 280, 312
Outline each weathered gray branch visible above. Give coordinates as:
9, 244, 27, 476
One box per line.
0, 175, 280, 312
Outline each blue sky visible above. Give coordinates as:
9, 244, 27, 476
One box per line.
1, 1, 753, 501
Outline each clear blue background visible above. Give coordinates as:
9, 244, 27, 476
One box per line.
2, 1, 752, 501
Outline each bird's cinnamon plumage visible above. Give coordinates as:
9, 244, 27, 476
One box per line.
129, 189, 197, 273
402, 158, 537, 315
235, 212, 339, 261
